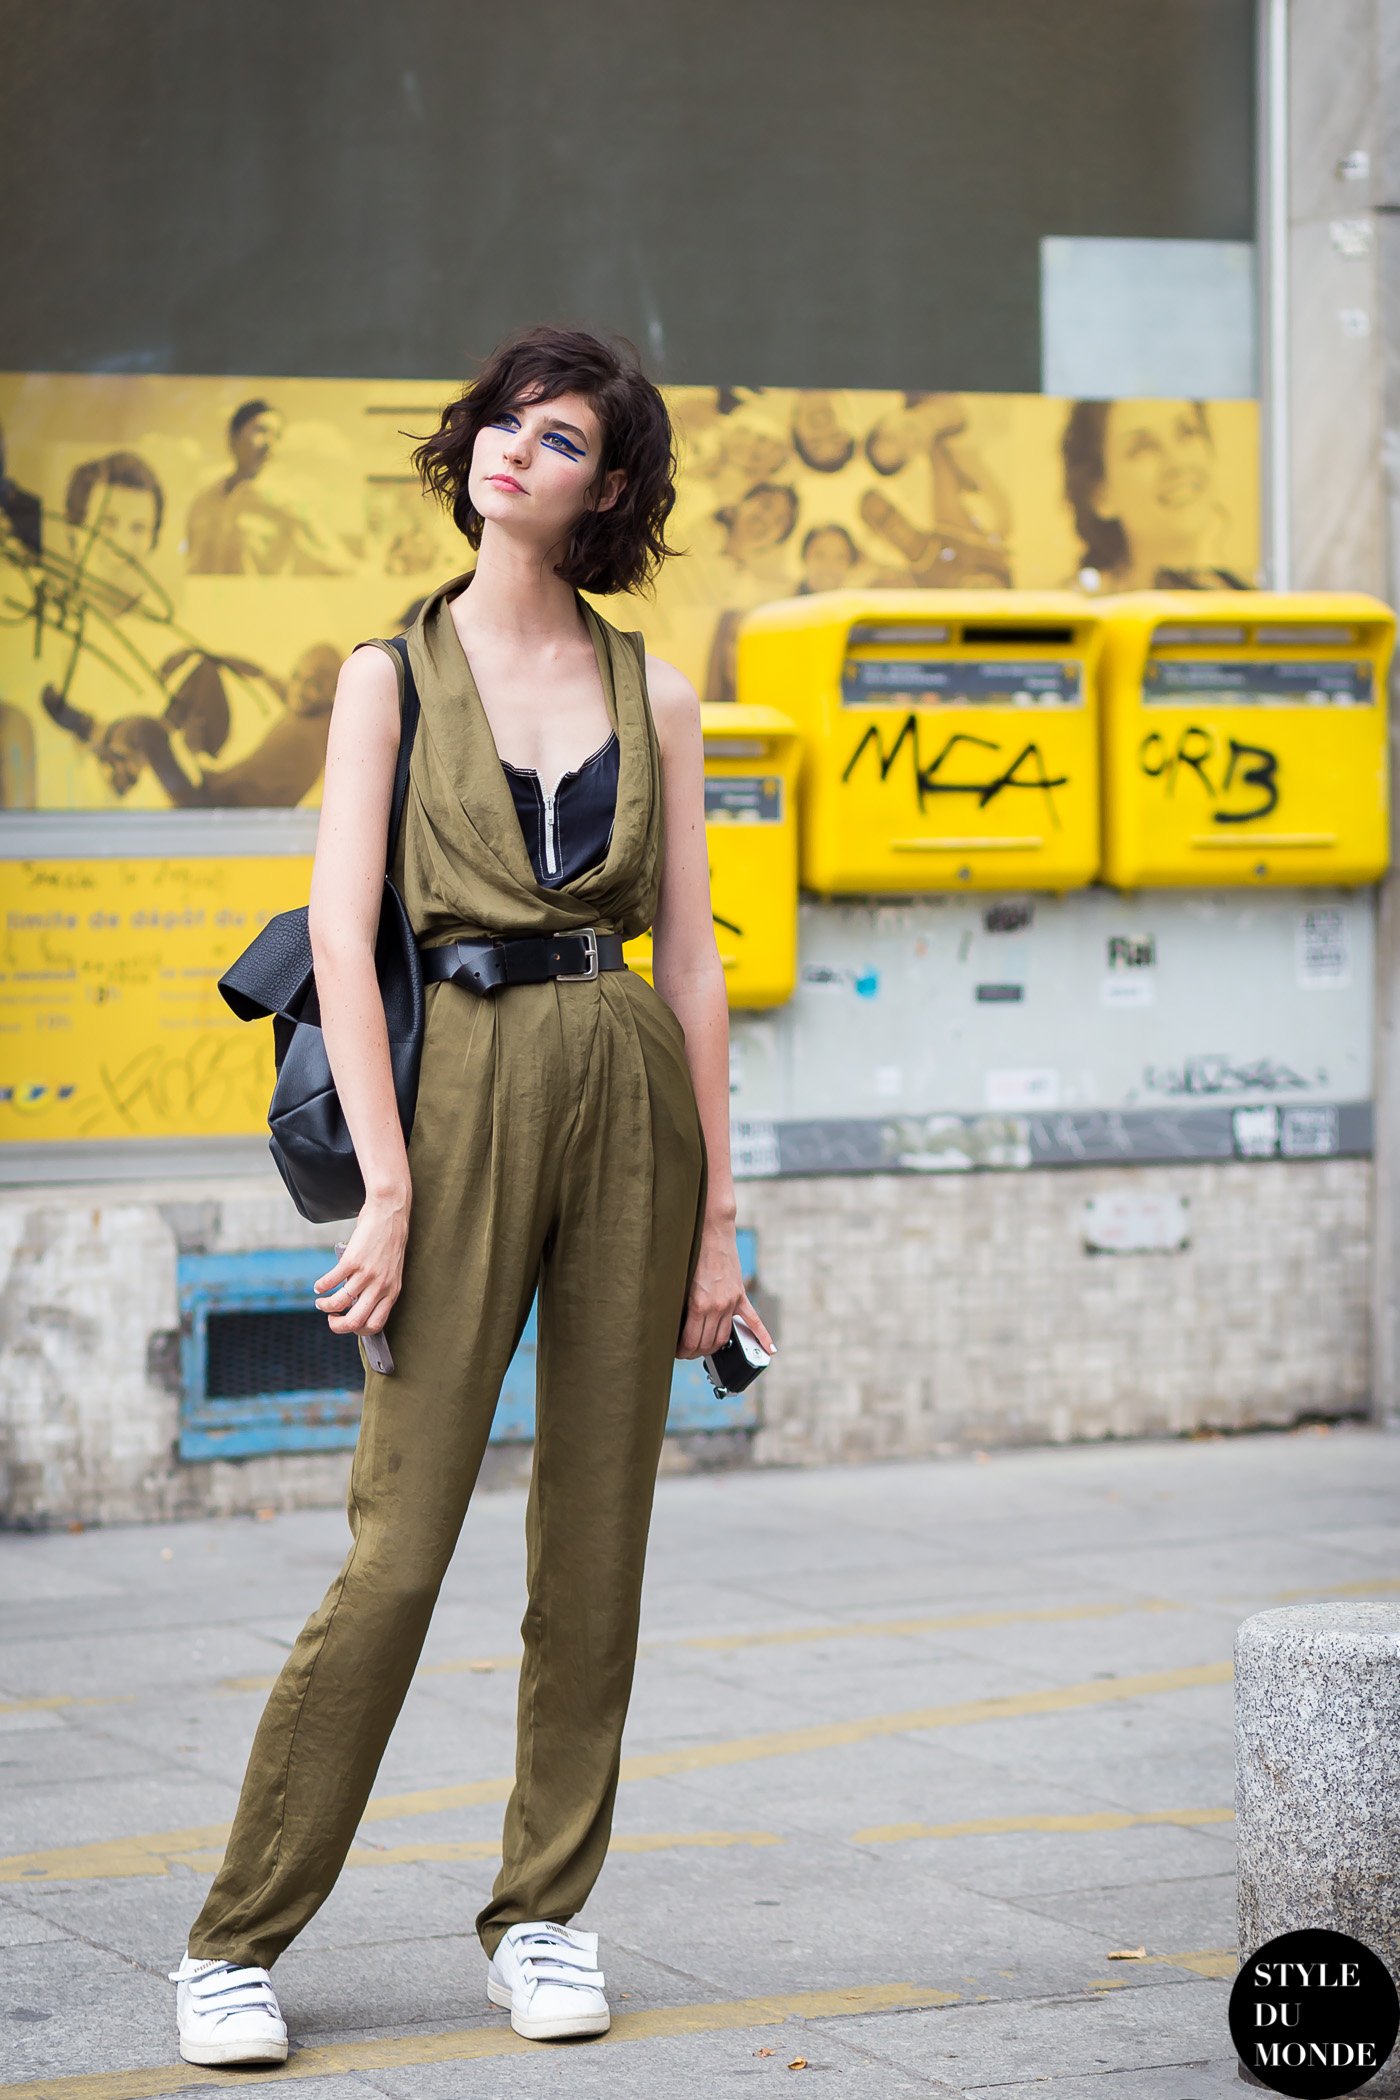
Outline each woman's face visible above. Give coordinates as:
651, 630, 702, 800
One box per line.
469, 386, 623, 547
1093, 401, 1216, 564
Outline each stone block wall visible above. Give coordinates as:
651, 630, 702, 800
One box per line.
0, 1157, 1373, 1526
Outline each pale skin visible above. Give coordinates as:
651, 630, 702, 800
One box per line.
308, 383, 775, 1364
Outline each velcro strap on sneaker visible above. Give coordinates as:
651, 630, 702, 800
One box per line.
189, 1967, 278, 2014
521, 1957, 606, 1990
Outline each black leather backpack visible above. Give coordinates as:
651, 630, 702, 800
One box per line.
218, 634, 424, 1223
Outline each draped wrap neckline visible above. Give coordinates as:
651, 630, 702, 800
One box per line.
396, 566, 664, 946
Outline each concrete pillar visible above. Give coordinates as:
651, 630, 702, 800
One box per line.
1373, 0, 1400, 1426
1279, 1, 1400, 1422
1236, 1603, 1400, 2092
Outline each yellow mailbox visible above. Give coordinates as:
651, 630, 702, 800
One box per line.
734, 590, 1104, 893
623, 701, 800, 1008
1100, 592, 1394, 888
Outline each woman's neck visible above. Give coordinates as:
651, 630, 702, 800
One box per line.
455, 530, 587, 649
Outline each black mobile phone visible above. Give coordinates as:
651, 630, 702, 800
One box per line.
702, 1313, 772, 1398
332, 1242, 395, 1375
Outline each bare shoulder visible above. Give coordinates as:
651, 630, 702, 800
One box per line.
643, 651, 701, 748
336, 640, 401, 706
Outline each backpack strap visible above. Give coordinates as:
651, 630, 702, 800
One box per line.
351, 634, 421, 854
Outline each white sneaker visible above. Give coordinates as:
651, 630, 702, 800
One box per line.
168, 1951, 289, 2066
485, 1920, 611, 2040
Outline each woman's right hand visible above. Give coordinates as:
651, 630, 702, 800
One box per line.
313, 1189, 411, 1340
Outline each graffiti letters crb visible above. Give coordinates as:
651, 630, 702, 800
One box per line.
843, 714, 1068, 826
1138, 724, 1281, 824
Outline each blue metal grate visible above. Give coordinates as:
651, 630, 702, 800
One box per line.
176, 1230, 761, 1460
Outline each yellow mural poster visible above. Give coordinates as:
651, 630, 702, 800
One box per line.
0, 374, 1259, 813
0, 371, 1258, 1145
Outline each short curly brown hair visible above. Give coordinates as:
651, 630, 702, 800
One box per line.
410, 323, 681, 598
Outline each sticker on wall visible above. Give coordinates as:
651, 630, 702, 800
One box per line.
1296, 908, 1351, 989
1232, 1105, 1280, 1158
885, 1112, 1032, 1173
1101, 975, 1154, 1007
873, 1065, 902, 1098
1102, 931, 1157, 1006
1279, 1104, 1340, 1158
985, 1067, 1061, 1110
976, 983, 1025, 1003
1082, 1191, 1190, 1254
731, 1119, 781, 1178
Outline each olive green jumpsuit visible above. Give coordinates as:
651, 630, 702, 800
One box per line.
186, 567, 709, 1969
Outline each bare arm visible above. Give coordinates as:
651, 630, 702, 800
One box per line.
647, 651, 776, 1363
306, 644, 411, 1342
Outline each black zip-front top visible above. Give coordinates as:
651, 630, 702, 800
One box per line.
500, 729, 620, 890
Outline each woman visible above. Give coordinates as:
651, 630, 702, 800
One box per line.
168, 324, 775, 2062
1060, 398, 1250, 591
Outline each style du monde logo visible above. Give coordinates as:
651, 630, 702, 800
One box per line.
1229, 1929, 1399, 2098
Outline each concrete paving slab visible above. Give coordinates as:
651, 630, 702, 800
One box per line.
820, 1975, 1233, 2088
0, 1891, 70, 1947
972, 2064, 1241, 2099
581, 1826, 1152, 2007
1012, 1868, 1239, 1953
2, 1771, 241, 1856
887, 1813, 1236, 1905
0, 1937, 174, 2082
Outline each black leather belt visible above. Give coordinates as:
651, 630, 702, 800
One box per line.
420, 926, 627, 995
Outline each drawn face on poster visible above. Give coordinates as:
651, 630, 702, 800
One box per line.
1061, 398, 1254, 592
63, 452, 166, 618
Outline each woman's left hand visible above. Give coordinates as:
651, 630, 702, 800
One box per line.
677, 1213, 777, 1361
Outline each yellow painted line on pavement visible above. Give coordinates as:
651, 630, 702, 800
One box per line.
854, 1804, 1234, 1843
1218, 1576, 1400, 1605
0, 1693, 138, 1718
9, 1573, 1381, 1716
169, 1827, 786, 1873
1090, 1947, 1238, 1987
0, 1659, 1231, 1885
161, 1803, 1236, 1876
1152, 1947, 1238, 1979
0, 1981, 961, 2099
214, 1594, 1191, 1695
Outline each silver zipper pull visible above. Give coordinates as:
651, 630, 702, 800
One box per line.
541, 786, 560, 876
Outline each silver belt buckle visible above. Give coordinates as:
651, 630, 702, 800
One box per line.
555, 926, 599, 981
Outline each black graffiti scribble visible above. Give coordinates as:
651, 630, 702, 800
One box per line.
984, 899, 1035, 934
88, 1032, 272, 1136
1144, 1055, 1312, 1097
843, 715, 1068, 826
2, 518, 282, 716
1138, 725, 1281, 824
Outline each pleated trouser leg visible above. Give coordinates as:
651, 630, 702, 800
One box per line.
186, 969, 706, 1972
475, 973, 707, 1956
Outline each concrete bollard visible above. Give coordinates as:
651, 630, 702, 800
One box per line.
1236, 1603, 1400, 2092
